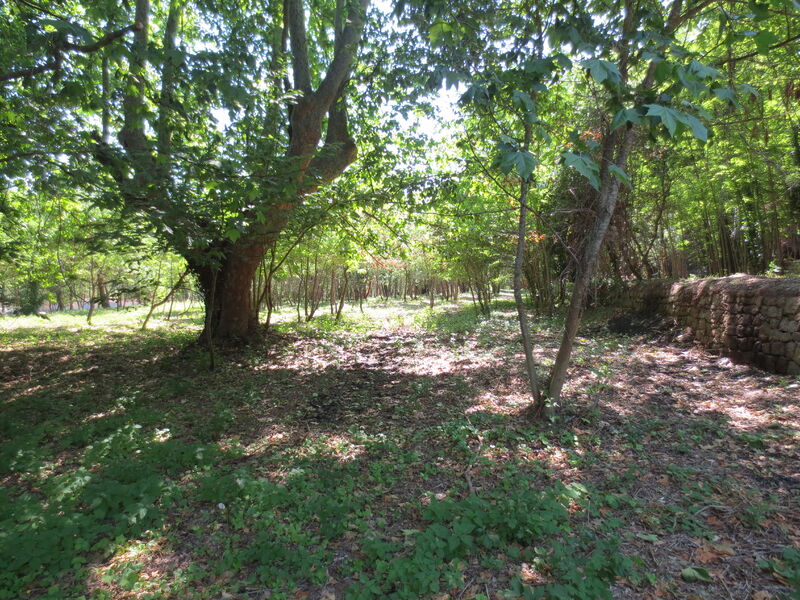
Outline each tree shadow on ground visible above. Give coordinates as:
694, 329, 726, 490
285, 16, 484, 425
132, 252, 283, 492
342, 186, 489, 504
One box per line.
1, 321, 798, 599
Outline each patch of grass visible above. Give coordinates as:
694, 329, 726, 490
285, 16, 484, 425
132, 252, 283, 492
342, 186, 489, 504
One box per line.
345, 482, 632, 600
274, 311, 378, 339
413, 304, 486, 335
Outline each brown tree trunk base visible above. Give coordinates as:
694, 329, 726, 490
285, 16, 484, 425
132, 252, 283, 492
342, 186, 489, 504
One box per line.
192, 243, 265, 344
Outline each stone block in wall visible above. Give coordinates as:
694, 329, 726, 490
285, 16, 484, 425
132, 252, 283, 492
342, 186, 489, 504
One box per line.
731, 350, 754, 363
779, 317, 799, 333
758, 355, 777, 371
774, 331, 791, 343
789, 361, 800, 376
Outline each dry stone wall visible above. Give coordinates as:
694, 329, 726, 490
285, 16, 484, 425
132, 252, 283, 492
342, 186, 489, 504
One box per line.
623, 275, 800, 375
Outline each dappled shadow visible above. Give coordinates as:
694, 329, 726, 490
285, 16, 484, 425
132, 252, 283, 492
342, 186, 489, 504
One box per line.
2, 309, 799, 599
1, 323, 515, 598
546, 336, 800, 599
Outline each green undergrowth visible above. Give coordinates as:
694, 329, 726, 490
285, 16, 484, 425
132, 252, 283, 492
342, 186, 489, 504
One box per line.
3, 299, 793, 599
413, 298, 561, 341
0, 413, 637, 599
273, 311, 379, 339
345, 481, 632, 600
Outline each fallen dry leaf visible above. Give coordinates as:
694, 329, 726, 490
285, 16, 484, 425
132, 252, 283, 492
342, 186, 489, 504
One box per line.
711, 542, 735, 555
695, 545, 719, 564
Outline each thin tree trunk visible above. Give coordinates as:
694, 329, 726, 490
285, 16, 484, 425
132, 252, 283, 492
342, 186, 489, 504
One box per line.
335, 267, 349, 321
87, 258, 96, 325
513, 127, 544, 417
142, 268, 189, 330
549, 130, 636, 401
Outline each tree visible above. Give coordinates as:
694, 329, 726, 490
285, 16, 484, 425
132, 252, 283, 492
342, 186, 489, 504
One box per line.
1, 0, 371, 342
401, 0, 800, 408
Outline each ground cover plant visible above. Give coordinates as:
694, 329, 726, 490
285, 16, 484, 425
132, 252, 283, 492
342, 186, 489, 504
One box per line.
1, 299, 798, 599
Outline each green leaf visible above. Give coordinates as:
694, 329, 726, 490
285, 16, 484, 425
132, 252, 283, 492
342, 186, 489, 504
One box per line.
609, 165, 632, 187
748, 0, 772, 20
511, 90, 536, 116
738, 83, 759, 98
689, 59, 720, 80
676, 67, 705, 96
653, 60, 674, 85
582, 59, 621, 85
562, 152, 600, 190
754, 30, 779, 54
636, 533, 660, 543
225, 227, 242, 242
645, 104, 678, 137
553, 53, 572, 70
524, 58, 553, 76
428, 20, 453, 44
611, 108, 642, 131
712, 86, 737, 104
681, 566, 713, 583
677, 112, 708, 142
499, 150, 538, 179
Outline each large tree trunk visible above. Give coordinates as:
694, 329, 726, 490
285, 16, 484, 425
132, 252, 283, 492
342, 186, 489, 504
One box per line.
192, 243, 265, 342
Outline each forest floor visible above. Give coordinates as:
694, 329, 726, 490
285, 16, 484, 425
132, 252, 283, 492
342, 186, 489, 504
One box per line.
1, 297, 799, 600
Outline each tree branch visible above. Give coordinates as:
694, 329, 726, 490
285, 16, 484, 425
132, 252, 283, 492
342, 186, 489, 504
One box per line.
157, 0, 181, 159
715, 31, 800, 66
63, 23, 143, 53
302, 96, 357, 191
0, 23, 141, 84
314, 0, 369, 108
675, 0, 717, 27
0, 60, 59, 83
12, 0, 68, 21
287, 0, 312, 92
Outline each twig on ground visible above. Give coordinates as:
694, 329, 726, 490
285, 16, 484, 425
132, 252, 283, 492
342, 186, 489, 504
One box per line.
456, 576, 475, 600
